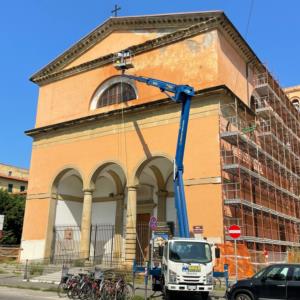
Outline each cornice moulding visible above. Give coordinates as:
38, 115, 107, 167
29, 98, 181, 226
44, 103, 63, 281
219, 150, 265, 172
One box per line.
31, 16, 221, 86
31, 11, 223, 81
25, 85, 236, 137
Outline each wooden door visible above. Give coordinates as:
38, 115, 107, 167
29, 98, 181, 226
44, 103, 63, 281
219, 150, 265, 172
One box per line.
136, 213, 150, 265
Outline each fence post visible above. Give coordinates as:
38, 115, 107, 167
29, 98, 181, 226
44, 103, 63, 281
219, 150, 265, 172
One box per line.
24, 259, 28, 281
61, 264, 69, 282
224, 264, 229, 289
144, 262, 148, 300
93, 225, 97, 262
110, 225, 114, 267
132, 260, 136, 296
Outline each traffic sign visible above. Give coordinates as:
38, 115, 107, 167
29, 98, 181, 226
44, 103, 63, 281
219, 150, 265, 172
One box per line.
193, 225, 203, 234
149, 216, 158, 230
228, 224, 241, 239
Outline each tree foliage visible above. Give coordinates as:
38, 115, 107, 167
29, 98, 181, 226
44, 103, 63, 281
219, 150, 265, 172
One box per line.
0, 189, 25, 245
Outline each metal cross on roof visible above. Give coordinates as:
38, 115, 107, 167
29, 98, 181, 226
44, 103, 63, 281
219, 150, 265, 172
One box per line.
111, 4, 121, 17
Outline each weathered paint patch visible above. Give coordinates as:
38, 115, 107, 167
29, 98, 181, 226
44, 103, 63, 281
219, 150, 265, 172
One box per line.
185, 31, 215, 53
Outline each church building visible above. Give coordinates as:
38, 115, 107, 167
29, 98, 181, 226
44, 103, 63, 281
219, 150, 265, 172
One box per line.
21, 11, 300, 263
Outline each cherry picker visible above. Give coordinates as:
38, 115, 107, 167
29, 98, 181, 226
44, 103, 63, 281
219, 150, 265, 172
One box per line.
114, 51, 219, 299
114, 51, 194, 238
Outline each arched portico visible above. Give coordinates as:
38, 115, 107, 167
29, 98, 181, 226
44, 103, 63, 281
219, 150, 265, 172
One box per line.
81, 162, 127, 261
125, 155, 176, 263
49, 167, 84, 260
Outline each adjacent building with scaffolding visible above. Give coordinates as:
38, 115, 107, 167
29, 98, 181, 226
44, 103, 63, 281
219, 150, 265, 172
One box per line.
21, 11, 300, 265
221, 72, 300, 253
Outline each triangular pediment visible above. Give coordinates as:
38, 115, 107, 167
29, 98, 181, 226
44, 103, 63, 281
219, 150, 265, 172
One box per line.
30, 11, 223, 81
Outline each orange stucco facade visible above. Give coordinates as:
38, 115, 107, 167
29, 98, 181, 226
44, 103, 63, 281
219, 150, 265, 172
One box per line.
22, 12, 275, 261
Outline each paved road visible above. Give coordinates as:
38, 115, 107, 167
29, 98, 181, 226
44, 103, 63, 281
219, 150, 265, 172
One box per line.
0, 287, 57, 300
0, 286, 225, 300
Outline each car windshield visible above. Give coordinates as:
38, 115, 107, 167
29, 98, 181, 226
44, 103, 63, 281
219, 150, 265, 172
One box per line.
169, 241, 212, 263
252, 267, 267, 279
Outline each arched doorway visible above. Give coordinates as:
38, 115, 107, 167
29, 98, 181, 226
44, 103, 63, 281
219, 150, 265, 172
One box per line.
89, 162, 126, 264
133, 156, 175, 264
51, 168, 83, 261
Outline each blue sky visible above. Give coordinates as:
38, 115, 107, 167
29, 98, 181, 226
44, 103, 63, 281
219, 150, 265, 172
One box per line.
0, 0, 299, 169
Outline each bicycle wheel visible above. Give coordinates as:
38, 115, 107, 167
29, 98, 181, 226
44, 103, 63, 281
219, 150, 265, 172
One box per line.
79, 283, 93, 300
100, 281, 115, 300
69, 283, 81, 299
116, 283, 134, 300
57, 282, 68, 298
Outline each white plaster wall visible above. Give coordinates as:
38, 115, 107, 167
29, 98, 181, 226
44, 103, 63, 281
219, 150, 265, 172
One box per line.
166, 197, 177, 225
93, 177, 116, 198
89, 201, 117, 259
20, 240, 45, 261
58, 175, 83, 197
92, 201, 116, 225
55, 200, 82, 226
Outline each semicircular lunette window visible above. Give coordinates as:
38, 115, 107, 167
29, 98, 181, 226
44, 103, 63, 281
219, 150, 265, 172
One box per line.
97, 82, 137, 108
292, 98, 300, 111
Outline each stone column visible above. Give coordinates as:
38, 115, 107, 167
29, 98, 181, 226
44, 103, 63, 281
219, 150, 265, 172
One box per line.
44, 193, 58, 259
114, 194, 124, 261
80, 189, 94, 259
125, 186, 137, 263
157, 190, 168, 222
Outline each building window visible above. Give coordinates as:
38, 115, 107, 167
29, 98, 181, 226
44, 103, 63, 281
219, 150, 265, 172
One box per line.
20, 186, 25, 192
292, 98, 300, 111
97, 82, 136, 108
7, 184, 13, 193
90, 76, 138, 110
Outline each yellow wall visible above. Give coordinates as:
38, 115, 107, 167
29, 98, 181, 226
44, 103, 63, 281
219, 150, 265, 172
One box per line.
0, 177, 27, 194
285, 85, 300, 101
0, 163, 28, 179
23, 25, 254, 253
216, 31, 255, 105
0, 164, 28, 193
35, 30, 219, 127
64, 30, 177, 70
23, 96, 223, 241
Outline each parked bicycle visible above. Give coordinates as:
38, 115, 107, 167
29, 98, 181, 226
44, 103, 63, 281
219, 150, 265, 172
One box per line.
57, 269, 133, 300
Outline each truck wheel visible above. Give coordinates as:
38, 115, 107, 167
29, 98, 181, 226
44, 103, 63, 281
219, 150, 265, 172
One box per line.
164, 289, 172, 300
201, 292, 209, 300
234, 293, 252, 300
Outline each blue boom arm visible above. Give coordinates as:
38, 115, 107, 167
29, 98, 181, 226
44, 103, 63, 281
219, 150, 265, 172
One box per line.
122, 74, 195, 238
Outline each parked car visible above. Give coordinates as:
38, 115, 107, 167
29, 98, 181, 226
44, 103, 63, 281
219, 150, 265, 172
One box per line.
226, 263, 300, 300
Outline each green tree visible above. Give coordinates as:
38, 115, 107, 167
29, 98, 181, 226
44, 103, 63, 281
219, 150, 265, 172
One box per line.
0, 189, 25, 245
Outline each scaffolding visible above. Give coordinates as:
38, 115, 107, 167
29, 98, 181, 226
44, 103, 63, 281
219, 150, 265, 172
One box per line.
220, 71, 300, 252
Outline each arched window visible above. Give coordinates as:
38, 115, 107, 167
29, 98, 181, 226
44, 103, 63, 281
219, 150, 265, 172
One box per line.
90, 76, 137, 110
98, 82, 136, 108
292, 98, 300, 112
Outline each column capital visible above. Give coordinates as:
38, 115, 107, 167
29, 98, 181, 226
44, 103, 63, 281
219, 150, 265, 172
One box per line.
127, 185, 138, 191
157, 190, 168, 197
82, 188, 94, 195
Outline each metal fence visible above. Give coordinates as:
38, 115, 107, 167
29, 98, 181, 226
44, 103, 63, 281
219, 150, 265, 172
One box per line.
52, 226, 81, 263
52, 223, 154, 266
90, 224, 123, 267
249, 250, 289, 274
52, 224, 125, 266
135, 223, 151, 266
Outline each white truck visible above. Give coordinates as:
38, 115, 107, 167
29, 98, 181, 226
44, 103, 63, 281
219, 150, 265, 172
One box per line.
152, 238, 220, 300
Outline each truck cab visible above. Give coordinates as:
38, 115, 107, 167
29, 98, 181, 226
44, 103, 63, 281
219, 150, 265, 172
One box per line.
160, 238, 216, 300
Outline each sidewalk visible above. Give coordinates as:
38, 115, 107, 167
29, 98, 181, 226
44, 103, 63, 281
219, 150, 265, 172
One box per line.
0, 273, 226, 299
0, 274, 57, 292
